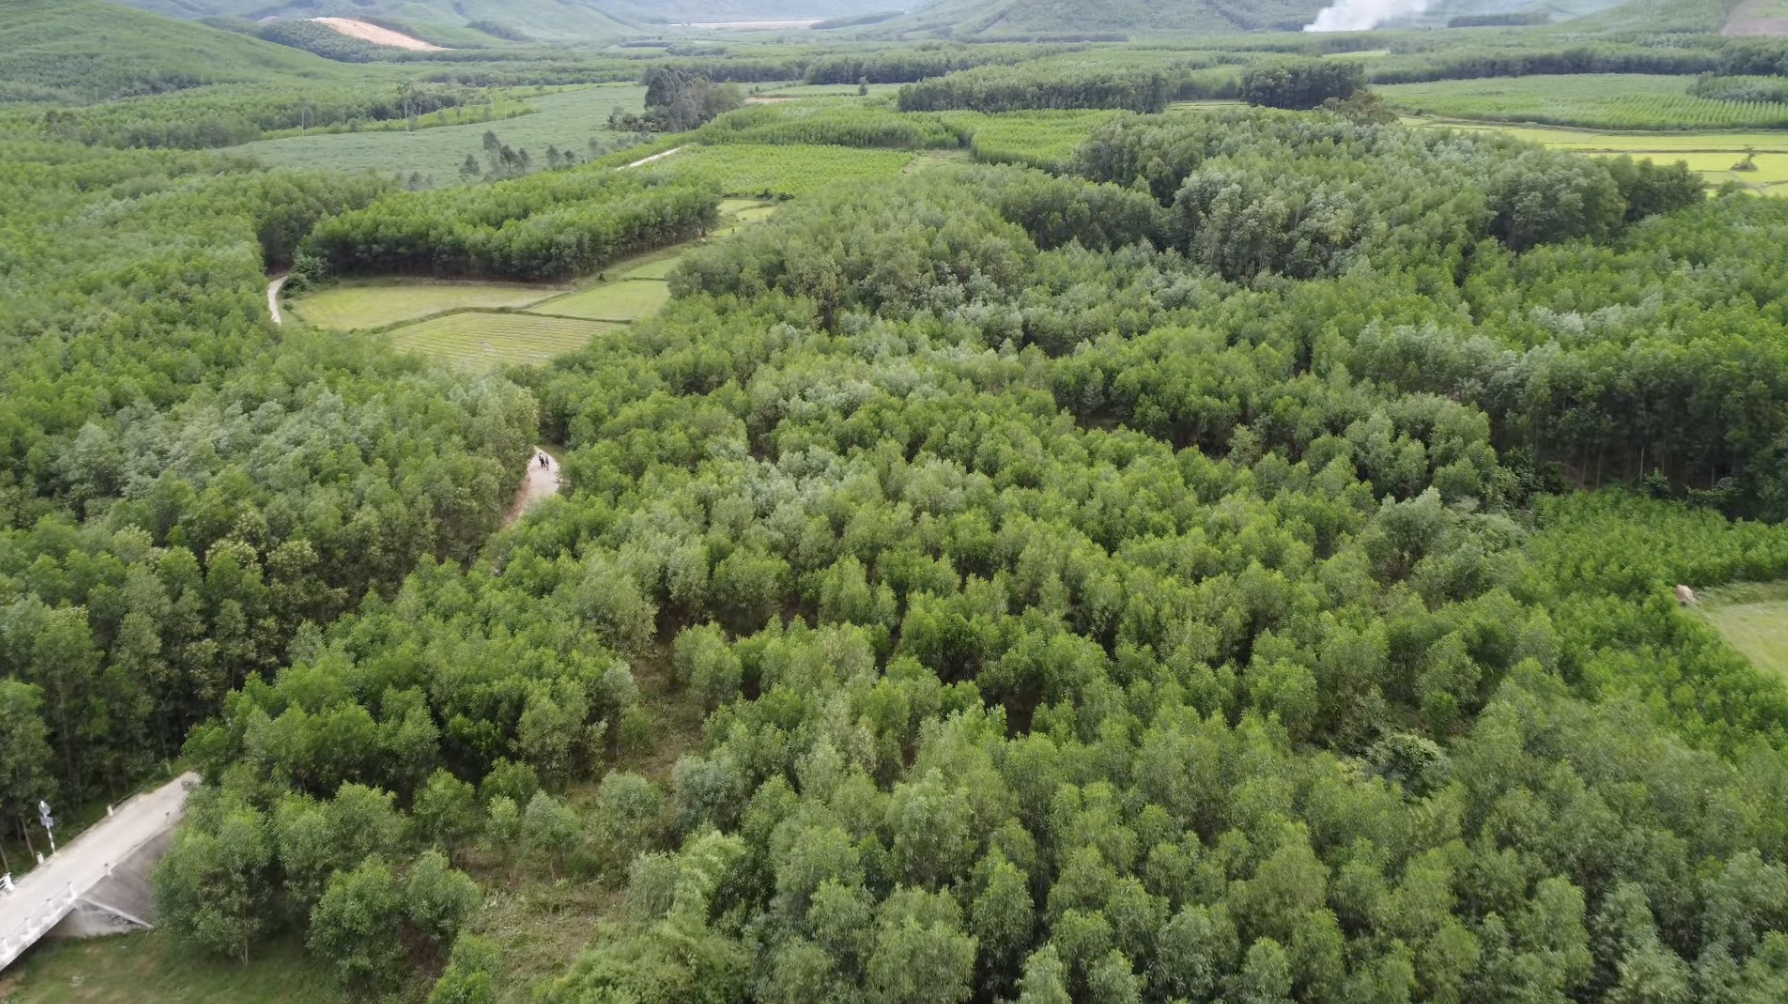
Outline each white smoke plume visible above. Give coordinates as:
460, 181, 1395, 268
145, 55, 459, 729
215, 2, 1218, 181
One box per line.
1303, 0, 1436, 32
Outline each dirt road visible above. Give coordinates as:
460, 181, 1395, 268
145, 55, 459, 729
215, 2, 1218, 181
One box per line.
505, 448, 562, 528
622, 146, 686, 170
267, 274, 288, 326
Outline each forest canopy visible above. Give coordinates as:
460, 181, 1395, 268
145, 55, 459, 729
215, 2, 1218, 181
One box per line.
7, 6, 1788, 1004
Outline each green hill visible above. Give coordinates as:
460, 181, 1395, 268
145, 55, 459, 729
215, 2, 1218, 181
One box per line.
118, 0, 637, 44
0, 0, 340, 103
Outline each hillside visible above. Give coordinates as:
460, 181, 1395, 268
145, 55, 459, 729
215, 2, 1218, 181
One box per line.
883, 0, 1328, 36
0, 0, 340, 103
110, 0, 902, 42
118, 0, 637, 44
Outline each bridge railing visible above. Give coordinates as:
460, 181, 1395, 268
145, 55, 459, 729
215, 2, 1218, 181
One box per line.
0, 882, 77, 971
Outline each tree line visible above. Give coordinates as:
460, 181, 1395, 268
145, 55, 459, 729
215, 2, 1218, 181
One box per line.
297, 170, 720, 283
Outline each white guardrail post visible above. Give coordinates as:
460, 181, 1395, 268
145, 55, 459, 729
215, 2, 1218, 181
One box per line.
0, 883, 78, 971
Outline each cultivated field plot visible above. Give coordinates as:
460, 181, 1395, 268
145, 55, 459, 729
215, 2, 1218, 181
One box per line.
1700, 584, 1788, 680
241, 85, 649, 184
387, 312, 620, 369
289, 281, 556, 330
952, 109, 1130, 172
652, 143, 916, 197
534, 280, 672, 322
1429, 122, 1788, 193
1382, 75, 1788, 131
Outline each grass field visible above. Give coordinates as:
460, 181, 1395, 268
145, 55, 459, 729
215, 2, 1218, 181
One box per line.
653, 143, 916, 197
533, 280, 671, 322
289, 281, 558, 330
242, 85, 649, 184
1699, 583, 1788, 680
0, 932, 344, 1004
1423, 122, 1788, 194
1382, 75, 1788, 131
388, 312, 621, 368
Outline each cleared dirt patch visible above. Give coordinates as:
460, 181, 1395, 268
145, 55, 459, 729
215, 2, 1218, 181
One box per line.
310, 17, 447, 51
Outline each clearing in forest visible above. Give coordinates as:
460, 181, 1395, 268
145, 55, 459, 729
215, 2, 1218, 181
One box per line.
288, 281, 558, 330
1699, 584, 1788, 681
309, 17, 446, 51
387, 312, 621, 369
532, 280, 672, 322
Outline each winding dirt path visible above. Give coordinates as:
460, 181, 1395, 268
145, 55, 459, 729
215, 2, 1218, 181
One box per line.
622, 146, 686, 170
267, 274, 288, 326
505, 448, 562, 528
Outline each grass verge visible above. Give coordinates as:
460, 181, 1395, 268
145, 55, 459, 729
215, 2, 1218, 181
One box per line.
0, 932, 343, 1004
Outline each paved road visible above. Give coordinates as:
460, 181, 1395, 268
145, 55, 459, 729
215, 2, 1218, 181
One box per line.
504, 448, 562, 528
0, 773, 198, 971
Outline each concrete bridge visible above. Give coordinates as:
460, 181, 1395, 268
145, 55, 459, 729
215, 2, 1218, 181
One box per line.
0, 772, 198, 973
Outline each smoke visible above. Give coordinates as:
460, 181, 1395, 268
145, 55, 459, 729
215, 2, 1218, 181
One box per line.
1303, 0, 1436, 32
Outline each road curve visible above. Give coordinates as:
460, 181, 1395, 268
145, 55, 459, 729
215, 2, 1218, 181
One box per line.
267, 274, 289, 326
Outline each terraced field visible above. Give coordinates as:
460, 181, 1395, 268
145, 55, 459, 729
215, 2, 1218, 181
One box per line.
387, 312, 622, 369
288, 281, 557, 330
535, 280, 672, 322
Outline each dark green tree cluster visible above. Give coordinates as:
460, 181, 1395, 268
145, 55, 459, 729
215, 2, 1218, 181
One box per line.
698, 104, 962, 151
609, 67, 748, 133
298, 170, 720, 282
1074, 110, 1699, 273
898, 65, 1171, 115
1240, 61, 1367, 111
804, 45, 1066, 86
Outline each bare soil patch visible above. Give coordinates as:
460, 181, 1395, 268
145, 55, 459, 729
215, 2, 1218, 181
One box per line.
309, 17, 448, 51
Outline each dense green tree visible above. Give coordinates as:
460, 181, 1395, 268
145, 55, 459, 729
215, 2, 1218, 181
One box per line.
309, 855, 405, 993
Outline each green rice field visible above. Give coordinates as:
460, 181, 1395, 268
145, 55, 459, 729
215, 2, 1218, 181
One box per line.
1382, 75, 1788, 131
289, 281, 557, 330
535, 280, 671, 322
242, 85, 649, 184
388, 312, 621, 369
